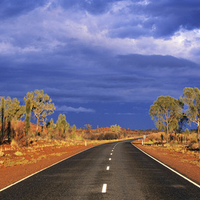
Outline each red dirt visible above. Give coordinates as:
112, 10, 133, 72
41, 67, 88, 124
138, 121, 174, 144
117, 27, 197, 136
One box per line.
0, 143, 97, 190
134, 143, 200, 185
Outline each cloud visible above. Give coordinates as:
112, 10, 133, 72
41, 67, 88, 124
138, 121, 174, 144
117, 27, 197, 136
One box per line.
117, 112, 136, 115
0, 0, 200, 104
1, 0, 200, 129
0, 0, 48, 19
56, 105, 95, 113
1, 0, 200, 63
104, 0, 200, 39
145, 0, 200, 36
58, 0, 123, 15
115, 54, 198, 71
1, 42, 200, 105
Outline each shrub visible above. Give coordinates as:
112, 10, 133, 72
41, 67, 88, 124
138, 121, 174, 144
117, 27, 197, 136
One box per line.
97, 133, 104, 140
14, 151, 23, 156
0, 151, 4, 157
148, 132, 165, 142
184, 128, 190, 134
169, 133, 176, 142
187, 142, 199, 150
103, 132, 119, 140
91, 134, 98, 140
11, 139, 19, 148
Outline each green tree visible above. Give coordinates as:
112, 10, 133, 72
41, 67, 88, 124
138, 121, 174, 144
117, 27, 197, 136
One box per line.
0, 97, 25, 143
56, 114, 69, 138
72, 124, 76, 133
180, 87, 200, 139
46, 118, 54, 138
70, 124, 77, 139
5, 97, 25, 142
110, 124, 121, 133
25, 90, 55, 134
177, 114, 189, 133
184, 128, 190, 134
149, 96, 183, 143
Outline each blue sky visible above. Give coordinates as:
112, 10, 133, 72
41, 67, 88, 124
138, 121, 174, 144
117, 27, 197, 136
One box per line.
1, 0, 200, 129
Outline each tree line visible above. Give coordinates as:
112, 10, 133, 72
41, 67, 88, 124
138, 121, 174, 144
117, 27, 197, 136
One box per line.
0, 90, 73, 145
0, 89, 136, 146
149, 87, 200, 143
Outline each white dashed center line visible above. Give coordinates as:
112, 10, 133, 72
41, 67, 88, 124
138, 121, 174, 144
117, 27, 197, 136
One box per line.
109, 158, 111, 160
102, 184, 107, 193
110, 153, 112, 155
106, 166, 110, 170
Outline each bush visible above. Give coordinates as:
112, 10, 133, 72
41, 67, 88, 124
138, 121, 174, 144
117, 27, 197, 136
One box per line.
184, 128, 190, 134
14, 151, 23, 156
11, 139, 19, 148
91, 134, 98, 140
190, 139, 197, 144
169, 133, 176, 142
148, 132, 165, 142
187, 141, 199, 150
97, 133, 104, 140
103, 132, 119, 140
90, 132, 120, 140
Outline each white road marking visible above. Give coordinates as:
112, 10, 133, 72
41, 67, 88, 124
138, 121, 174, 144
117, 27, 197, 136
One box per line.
109, 158, 111, 160
110, 153, 112, 155
0, 144, 105, 192
106, 166, 110, 170
132, 143, 200, 189
102, 184, 107, 193
113, 142, 120, 149
111, 149, 113, 152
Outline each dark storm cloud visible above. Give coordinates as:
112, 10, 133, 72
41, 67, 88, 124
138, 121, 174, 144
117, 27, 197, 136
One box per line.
1, 0, 200, 129
144, 0, 200, 37
58, 0, 122, 15
0, 0, 47, 19
46, 88, 124, 102
110, 26, 148, 39
116, 54, 198, 69
1, 41, 199, 104
106, 0, 200, 39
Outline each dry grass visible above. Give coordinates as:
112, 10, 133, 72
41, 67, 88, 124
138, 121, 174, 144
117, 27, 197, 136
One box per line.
0, 151, 4, 157
136, 140, 200, 169
14, 151, 23, 156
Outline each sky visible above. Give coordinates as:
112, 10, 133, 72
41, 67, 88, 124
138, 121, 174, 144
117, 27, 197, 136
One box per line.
1, 0, 200, 130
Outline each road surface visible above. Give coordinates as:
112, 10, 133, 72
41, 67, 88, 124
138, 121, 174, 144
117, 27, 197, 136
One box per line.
0, 139, 200, 199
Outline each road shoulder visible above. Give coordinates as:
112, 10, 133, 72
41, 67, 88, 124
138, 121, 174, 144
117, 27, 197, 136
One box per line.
133, 143, 200, 185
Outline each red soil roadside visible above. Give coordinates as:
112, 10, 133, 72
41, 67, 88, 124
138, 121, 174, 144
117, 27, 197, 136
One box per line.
134, 143, 200, 185
0, 144, 96, 190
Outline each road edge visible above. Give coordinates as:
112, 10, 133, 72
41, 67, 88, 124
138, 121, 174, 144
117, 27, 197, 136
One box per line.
0, 143, 108, 192
132, 143, 200, 189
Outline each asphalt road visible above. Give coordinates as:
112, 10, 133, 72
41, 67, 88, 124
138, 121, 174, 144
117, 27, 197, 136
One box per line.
0, 139, 200, 200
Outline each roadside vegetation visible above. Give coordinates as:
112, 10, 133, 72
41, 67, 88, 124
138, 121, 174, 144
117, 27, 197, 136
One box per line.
0, 89, 143, 168
149, 87, 200, 149
131, 87, 200, 170
0, 89, 140, 147
3, 86, 200, 168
